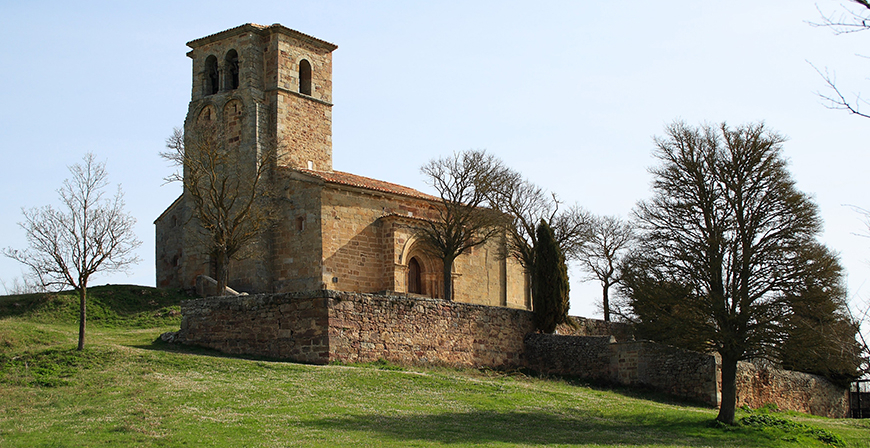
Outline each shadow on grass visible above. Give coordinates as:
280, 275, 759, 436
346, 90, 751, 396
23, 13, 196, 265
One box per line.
135, 338, 717, 410
303, 410, 769, 447
129, 337, 311, 365
524, 371, 718, 411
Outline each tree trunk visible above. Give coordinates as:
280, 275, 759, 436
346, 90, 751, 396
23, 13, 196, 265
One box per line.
442, 258, 454, 301
717, 353, 739, 425
215, 249, 229, 296
77, 286, 87, 351
602, 283, 611, 322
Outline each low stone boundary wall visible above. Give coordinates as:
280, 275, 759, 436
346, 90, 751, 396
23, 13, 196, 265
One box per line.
525, 335, 718, 405
174, 290, 847, 417
176, 290, 627, 369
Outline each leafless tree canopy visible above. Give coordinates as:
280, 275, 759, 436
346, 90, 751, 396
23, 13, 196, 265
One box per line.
488, 170, 591, 271
415, 150, 509, 300
576, 215, 635, 322
162, 120, 276, 294
811, 1, 870, 118
627, 121, 832, 424
3, 153, 141, 349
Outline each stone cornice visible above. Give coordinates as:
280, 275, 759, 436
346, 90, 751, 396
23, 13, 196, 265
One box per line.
187, 23, 337, 52
266, 87, 333, 107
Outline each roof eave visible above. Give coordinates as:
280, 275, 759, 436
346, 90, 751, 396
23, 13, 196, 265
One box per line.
186, 23, 338, 52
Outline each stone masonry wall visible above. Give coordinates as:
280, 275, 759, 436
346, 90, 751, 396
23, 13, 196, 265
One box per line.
272, 173, 324, 293
318, 183, 529, 310
525, 335, 613, 382
327, 292, 535, 368
270, 30, 334, 172
628, 342, 719, 405
154, 197, 184, 289
320, 188, 430, 294
525, 335, 719, 405
561, 316, 633, 342
735, 361, 849, 418
177, 292, 330, 364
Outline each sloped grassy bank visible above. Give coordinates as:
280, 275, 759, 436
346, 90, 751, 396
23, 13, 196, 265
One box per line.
0, 286, 867, 447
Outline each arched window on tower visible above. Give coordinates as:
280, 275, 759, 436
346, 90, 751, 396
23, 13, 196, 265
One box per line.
205, 55, 219, 95
225, 50, 239, 90
299, 59, 312, 95
408, 257, 423, 294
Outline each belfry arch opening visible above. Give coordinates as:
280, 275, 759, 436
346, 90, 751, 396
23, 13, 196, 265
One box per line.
225, 50, 239, 90
204, 55, 219, 95
299, 59, 312, 95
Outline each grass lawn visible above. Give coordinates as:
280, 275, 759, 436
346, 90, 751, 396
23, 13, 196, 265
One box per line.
1, 286, 868, 447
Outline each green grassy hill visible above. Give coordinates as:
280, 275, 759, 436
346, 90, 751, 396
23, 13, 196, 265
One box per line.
1, 286, 868, 447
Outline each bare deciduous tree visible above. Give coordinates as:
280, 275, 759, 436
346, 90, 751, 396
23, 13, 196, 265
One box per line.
416, 150, 509, 301
626, 121, 836, 424
162, 120, 277, 295
811, 1, 870, 118
3, 153, 141, 350
577, 215, 635, 322
489, 172, 591, 272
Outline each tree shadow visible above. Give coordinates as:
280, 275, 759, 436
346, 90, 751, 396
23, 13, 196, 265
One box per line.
303, 410, 767, 447
526, 371, 717, 410
128, 337, 311, 365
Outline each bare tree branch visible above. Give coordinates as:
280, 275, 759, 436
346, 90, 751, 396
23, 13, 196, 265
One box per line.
844, 204, 870, 376
488, 171, 591, 270
810, 63, 870, 118
810, 2, 870, 120
810, 1, 870, 34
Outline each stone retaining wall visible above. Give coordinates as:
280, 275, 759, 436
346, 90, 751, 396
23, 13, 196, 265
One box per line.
736, 361, 849, 418
525, 335, 719, 405
175, 290, 847, 417
176, 290, 627, 368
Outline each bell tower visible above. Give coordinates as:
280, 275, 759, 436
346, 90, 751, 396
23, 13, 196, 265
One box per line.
185, 23, 337, 172
156, 24, 338, 294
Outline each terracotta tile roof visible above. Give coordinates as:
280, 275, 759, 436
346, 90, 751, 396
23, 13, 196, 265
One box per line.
297, 169, 439, 201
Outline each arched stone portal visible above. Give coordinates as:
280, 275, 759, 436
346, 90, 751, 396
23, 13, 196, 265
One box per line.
400, 240, 443, 299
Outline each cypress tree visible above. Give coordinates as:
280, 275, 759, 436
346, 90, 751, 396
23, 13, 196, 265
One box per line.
532, 219, 570, 333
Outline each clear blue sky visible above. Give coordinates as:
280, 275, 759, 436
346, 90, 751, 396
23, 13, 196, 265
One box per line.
2, 1, 869, 320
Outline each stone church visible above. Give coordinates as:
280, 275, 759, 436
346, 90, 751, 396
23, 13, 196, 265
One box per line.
155, 23, 529, 309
